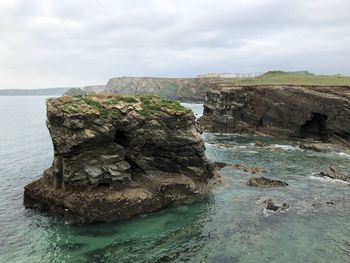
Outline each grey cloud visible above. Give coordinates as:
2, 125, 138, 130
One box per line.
0, 0, 349, 89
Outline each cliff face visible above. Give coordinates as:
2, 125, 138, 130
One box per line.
24, 95, 217, 223
63, 85, 105, 96
105, 77, 221, 102
200, 84, 350, 145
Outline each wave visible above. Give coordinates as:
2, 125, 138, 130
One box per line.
337, 152, 350, 159
270, 144, 301, 151
309, 175, 349, 185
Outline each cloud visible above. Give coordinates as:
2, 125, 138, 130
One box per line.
0, 0, 349, 88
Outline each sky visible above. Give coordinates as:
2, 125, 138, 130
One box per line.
1, 0, 350, 89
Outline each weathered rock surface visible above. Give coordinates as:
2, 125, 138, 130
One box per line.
200, 84, 350, 146
247, 176, 288, 187
24, 94, 218, 223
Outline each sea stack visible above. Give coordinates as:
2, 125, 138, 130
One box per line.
24, 94, 217, 223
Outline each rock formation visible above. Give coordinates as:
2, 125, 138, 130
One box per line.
24, 94, 217, 223
200, 84, 350, 146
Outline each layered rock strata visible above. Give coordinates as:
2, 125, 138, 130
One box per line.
24, 95, 217, 223
200, 84, 350, 145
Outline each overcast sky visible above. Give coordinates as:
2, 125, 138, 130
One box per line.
1, 0, 349, 89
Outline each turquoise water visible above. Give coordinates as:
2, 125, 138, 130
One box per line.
0, 97, 349, 263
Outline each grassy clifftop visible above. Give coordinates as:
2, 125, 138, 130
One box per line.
52, 94, 191, 118
233, 71, 350, 86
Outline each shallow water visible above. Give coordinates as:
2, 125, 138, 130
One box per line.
0, 98, 349, 263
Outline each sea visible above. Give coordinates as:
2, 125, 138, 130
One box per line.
0, 96, 349, 263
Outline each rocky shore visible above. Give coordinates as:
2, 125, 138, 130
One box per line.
24, 94, 218, 223
200, 84, 350, 146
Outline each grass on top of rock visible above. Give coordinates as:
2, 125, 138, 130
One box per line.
59, 94, 190, 118
139, 96, 190, 116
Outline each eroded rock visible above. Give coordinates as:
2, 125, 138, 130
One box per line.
24, 94, 218, 223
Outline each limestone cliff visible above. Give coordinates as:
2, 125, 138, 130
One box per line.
24, 94, 217, 223
200, 84, 350, 145
105, 77, 222, 102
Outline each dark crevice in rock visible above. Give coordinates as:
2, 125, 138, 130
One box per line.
114, 130, 129, 147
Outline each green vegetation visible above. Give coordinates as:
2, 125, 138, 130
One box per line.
58, 94, 190, 118
80, 96, 116, 118
139, 96, 190, 116
234, 71, 350, 86
103, 95, 138, 105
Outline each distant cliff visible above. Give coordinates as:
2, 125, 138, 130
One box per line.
105, 77, 221, 102
0, 87, 72, 96
63, 85, 105, 96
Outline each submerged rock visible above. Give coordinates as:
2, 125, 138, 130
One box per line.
299, 143, 331, 152
265, 198, 289, 212
24, 94, 218, 223
233, 164, 267, 174
255, 140, 270, 147
317, 166, 350, 182
247, 176, 288, 187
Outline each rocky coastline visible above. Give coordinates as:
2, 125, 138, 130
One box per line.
200, 84, 350, 147
24, 94, 219, 223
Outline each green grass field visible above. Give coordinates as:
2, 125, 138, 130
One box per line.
232, 71, 350, 86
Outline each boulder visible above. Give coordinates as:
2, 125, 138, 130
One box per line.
247, 176, 288, 187
24, 94, 218, 223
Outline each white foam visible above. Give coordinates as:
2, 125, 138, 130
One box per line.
270, 144, 301, 151
337, 152, 350, 159
309, 175, 349, 185
262, 207, 289, 217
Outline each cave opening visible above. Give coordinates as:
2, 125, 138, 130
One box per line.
300, 112, 329, 140
114, 130, 129, 147
203, 106, 213, 115
114, 129, 145, 175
